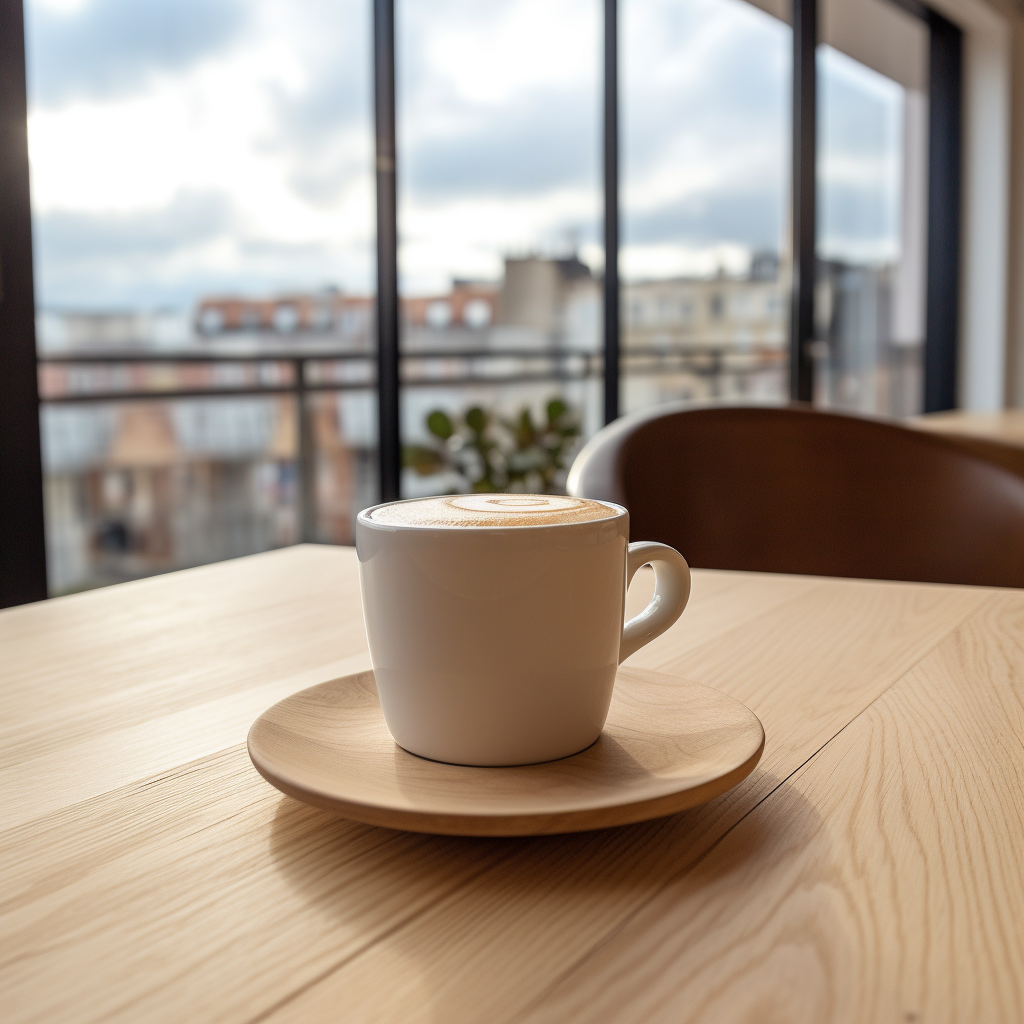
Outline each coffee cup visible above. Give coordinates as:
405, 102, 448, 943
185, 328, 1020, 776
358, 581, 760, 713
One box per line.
356, 493, 690, 766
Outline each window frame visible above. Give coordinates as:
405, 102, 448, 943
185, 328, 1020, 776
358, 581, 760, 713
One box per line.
0, 0, 968, 605
787, 0, 963, 408
0, 0, 46, 607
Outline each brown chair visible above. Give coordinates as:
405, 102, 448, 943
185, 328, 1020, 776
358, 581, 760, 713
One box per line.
567, 404, 1024, 588
915, 431, 1024, 483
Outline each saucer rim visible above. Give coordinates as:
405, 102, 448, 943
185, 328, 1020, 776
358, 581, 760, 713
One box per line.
247, 668, 765, 836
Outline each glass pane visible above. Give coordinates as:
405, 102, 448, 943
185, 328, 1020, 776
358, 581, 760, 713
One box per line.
815, 0, 929, 416
26, 0, 376, 594
621, 0, 791, 414
396, 0, 602, 498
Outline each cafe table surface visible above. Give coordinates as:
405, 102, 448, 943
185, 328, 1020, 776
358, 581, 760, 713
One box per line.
909, 410, 1024, 481
911, 409, 1024, 449
2, 544, 1022, 1024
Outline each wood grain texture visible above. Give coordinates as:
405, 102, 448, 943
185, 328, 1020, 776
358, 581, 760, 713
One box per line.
1, 748, 514, 1024
519, 588, 1024, 1024
247, 667, 764, 835
258, 581, 993, 1024
1, 545, 1018, 1024
0, 545, 370, 828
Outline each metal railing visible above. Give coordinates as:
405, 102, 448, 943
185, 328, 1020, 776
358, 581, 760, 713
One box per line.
37, 344, 784, 541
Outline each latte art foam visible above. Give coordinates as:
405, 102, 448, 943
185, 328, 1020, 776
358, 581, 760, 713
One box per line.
367, 494, 619, 528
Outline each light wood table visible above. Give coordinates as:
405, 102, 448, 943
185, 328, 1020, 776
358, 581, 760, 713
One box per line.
3, 545, 1022, 1023
911, 410, 1024, 479
912, 409, 1024, 448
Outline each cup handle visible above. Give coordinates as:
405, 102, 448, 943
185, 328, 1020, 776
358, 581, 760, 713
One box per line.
620, 541, 691, 664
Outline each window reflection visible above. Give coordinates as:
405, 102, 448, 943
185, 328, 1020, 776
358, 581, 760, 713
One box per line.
27, 0, 377, 593
814, 0, 929, 416
396, 0, 603, 499
621, 0, 791, 413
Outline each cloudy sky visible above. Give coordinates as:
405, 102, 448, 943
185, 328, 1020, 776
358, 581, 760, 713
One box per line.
26, 0, 903, 310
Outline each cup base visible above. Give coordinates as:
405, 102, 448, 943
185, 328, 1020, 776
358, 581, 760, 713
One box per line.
395, 733, 602, 768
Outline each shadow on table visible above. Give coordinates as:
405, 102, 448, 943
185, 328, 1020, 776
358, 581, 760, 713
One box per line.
265, 771, 824, 1021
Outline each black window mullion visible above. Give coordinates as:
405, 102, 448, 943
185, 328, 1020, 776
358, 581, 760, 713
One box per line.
790, 0, 817, 403
603, 0, 620, 425
0, 0, 47, 607
923, 9, 962, 413
374, 0, 401, 502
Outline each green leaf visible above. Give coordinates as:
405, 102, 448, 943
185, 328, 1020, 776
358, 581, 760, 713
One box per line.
426, 410, 454, 440
402, 445, 446, 476
465, 406, 487, 433
546, 398, 567, 424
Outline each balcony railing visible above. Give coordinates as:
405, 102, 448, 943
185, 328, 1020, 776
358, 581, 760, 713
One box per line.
39, 344, 783, 401
37, 344, 784, 593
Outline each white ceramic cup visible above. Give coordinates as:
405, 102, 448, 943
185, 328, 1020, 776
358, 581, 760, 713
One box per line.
356, 496, 691, 766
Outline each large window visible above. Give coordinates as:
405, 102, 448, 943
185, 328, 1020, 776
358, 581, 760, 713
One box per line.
25, 0, 377, 593
814, 0, 929, 417
0, 0, 964, 603
396, 0, 602, 499
622, 0, 791, 414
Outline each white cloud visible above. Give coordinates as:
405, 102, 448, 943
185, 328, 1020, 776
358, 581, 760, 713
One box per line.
413, 0, 599, 108
32, 0, 88, 13
817, 45, 904, 263
27, 0, 903, 310
621, 242, 750, 281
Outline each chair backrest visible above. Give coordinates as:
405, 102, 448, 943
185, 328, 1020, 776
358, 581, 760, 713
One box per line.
568, 404, 1024, 588
914, 431, 1024, 482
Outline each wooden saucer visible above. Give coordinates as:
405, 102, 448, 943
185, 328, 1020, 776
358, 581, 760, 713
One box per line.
247, 666, 764, 836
